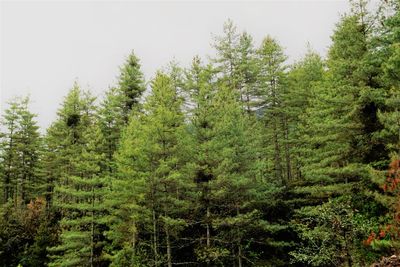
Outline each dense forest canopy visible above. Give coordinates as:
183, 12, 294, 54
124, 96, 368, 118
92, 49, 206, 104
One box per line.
1, 0, 400, 266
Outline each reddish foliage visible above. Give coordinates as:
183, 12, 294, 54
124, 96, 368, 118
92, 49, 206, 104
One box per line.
22, 197, 47, 235
383, 159, 400, 193
365, 232, 376, 246
365, 159, 400, 246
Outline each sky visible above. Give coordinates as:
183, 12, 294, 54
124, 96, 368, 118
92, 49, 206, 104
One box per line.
1, 0, 356, 131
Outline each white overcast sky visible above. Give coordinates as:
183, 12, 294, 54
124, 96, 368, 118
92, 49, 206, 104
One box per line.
1, 0, 363, 130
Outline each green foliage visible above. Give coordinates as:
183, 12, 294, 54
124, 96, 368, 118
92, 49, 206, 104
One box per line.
0, 198, 58, 267
256, 36, 289, 184
108, 72, 193, 266
212, 20, 258, 111
291, 196, 378, 266
49, 124, 109, 267
118, 51, 146, 122
2, 4, 400, 266
97, 87, 125, 173
0, 97, 41, 204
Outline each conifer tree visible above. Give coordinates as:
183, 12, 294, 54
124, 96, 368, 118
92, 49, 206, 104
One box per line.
117, 51, 146, 122
45, 84, 110, 267
183, 58, 220, 264
184, 58, 286, 265
256, 36, 289, 183
291, 7, 385, 264
0, 97, 41, 204
212, 19, 240, 90
40, 83, 95, 207
97, 87, 125, 173
15, 98, 42, 202
212, 20, 258, 111
285, 50, 324, 180
208, 84, 263, 266
108, 72, 193, 266
299, 14, 370, 197
376, 2, 400, 157
1, 100, 23, 203
49, 123, 108, 267
237, 32, 258, 112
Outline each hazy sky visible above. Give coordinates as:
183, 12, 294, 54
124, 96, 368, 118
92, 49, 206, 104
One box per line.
1, 0, 355, 130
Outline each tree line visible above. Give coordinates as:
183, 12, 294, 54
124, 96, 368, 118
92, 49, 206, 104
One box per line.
1, 1, 400, 266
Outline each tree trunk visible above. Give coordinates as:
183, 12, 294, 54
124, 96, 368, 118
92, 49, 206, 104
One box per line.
271, 79, 283, 183
237, 206, 242, 267
5, 125, 14, 203
273, 119, 283, 182
238, 244, 243, 267
132, 221, 136, 257
166, 225, 172, 267
153, 209, 158, 267
206, 206, 210, 248
283, 117, 292, 181
90, 190, 95, 267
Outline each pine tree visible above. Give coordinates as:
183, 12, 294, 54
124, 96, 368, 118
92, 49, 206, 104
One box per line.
285, 49, 325, 181
43, 84, 110, 266
108, 72, 193, 266
104, 114, 147, 266
97, 87, 125, 173
40, 83, 95, 208
1, 100, 22, 203
212, 20, 258, 111
256, 36, 289, 183
15, 98, 42, 202
208, 84, 265, 266
49, 123, 108, 267
297, 13, 371, 198
0, 97, 41, 204
291, 6, 386, 265
183, 58, 285, 265
117, 51, 146, 122
212, 19, 240, 91
237, 32, 258, 112
376, 2, 400, 157
183, 58, 220, 264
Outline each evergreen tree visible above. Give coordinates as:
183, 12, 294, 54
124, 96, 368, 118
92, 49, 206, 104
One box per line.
97, 87, 125, 173
117, 51, 146, 122
285, 50, 325, 181
212, 19, 240, 90
291, 6, 386, 265
40, 83, 95, 207
298, 14, 370, 201
237, 32, 258, 112
1, 99, 22, 203
376, 2, 400, 157
256, 36, 289, 183
49, 123, 108, 267
108, 72, 193, 266
208, 84, 266, 266
183, 58, 220, 264
212, 20, 258, 111
0, 97, 41, 204
43, 84, 109, 266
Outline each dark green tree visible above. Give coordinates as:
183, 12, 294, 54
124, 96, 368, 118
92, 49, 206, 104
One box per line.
49, 123, 108, 267
117, 51, 146, 122
256, 36, 289, 183
292, 5, 387, 265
